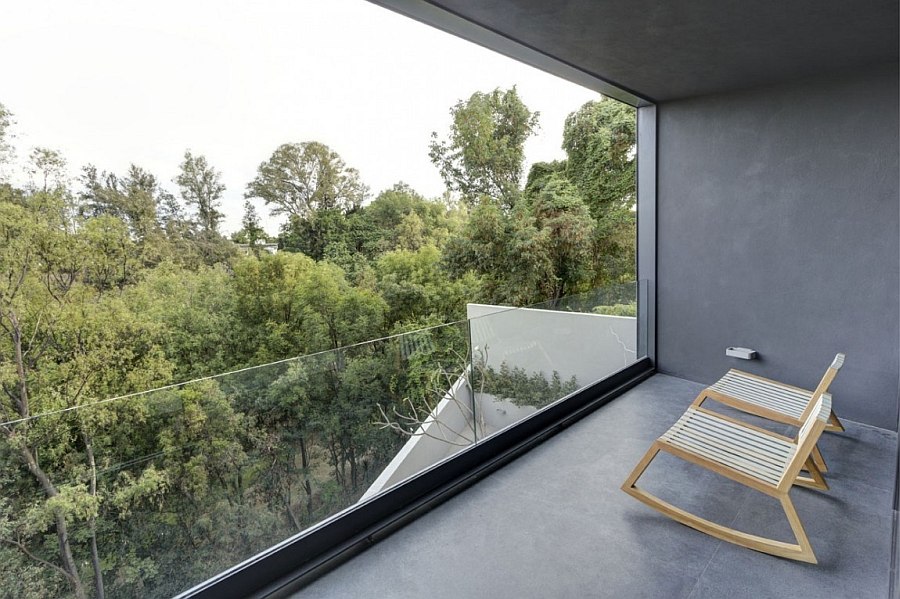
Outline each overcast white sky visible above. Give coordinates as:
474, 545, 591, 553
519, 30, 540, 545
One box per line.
0, 0, 599, 234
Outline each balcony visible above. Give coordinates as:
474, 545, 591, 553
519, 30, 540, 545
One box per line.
295, 374, 896, 598
1, 1, 895, 597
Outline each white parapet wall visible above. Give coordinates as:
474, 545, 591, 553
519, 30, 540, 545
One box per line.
362, 305, 637, 500
467, 303, 637, 385
361, 375, 474, 501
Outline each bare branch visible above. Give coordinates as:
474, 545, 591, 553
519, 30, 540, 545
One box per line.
0, 536, 76, 585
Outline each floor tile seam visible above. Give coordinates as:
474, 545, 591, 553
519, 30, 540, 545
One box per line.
684, 537, 725, 599
685, 481, 756, 598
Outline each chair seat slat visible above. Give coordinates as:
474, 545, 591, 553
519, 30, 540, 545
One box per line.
683, 419, 793, 465
660, 408, 794, 485
687, 412, 794, 454
714, 377, 810, 407
713, 378, 809, 408
717, 372, 811, 402
711, 374, 811, 418
670, 428, 788, 479
662, 432, 785, 485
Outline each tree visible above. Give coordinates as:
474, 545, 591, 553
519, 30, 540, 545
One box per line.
78, 164, 167, 259
246, 142, 367, 219
278, 208, 350, 262
562, 98, 637, 283
80, 214, 141, 292
26, 148, 68, 192
523, 159, 566, 198
295, 261, 388, 352
562, 98, 636, 217
129, 262, 237, 380
0, 199, 173, 599
429, 87, 539, 208
157, 189, 192, 240
231, 200, 267, 250
444, 200, 553, 305
355, 182, 461, 256
174, 151, 225, 234
375, 245, 474, 325
0, 102, 14, 170
530, 176, 595, 302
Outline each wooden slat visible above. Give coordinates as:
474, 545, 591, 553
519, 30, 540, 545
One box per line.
665, 429, 785, 480
715, 371, 810, 398
708, 385, 806, 417
659, 409, 792, 485
710, 373, 811, 418
713, 378, 809, 409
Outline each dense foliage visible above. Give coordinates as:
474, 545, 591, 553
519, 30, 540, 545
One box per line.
0, 90, 635, 598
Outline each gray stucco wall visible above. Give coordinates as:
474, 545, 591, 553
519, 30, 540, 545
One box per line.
656, 62, 899, 430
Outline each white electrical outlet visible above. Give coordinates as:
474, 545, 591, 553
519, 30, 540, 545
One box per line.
726, 347, 757, 360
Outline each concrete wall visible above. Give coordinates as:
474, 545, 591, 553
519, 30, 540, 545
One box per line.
656, 62, 900, 429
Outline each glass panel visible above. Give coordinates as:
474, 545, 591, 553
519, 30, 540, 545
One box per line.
468, 282, 640, 440
0, 321, 472, 598
0, 283, 644, 597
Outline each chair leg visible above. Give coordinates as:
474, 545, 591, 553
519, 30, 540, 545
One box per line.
780, 494, 817, 563
825, 409, 845, 433
810, 445, 828, 474
621, 443, 661, 491
795, 457, 828, 491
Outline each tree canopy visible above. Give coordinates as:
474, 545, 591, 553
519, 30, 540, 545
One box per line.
246, 141, 367, 219
175, 151, 225, 234
429, 87, 539, 209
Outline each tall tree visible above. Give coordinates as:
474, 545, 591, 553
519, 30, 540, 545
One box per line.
0, 198, 173, 599
246, 142, 367, 219
562, 98, 637, 283
0, 102, 14, 170
26, 148, 68, 192
358, 182, 460, 256
444, 200, 553, 305
174, 151, 225, 234
530, 176, 595, 302
562, 98, 636, 217
429, 87, 539, 208
232, 200, 267, 251
79, 165, 162, 241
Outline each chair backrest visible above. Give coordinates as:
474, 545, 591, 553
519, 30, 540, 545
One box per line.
779, 392, 832, 490
797, 353, 844, 422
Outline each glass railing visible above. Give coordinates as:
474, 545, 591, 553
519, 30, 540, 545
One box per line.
0, 281, 645, 598
468, 281, 643, 441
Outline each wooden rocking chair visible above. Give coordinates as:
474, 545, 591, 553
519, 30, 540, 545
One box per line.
621, 392, 833, 563
691, 353, 845, 473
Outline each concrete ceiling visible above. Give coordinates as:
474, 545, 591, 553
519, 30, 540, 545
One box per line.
423, 0, 899, 102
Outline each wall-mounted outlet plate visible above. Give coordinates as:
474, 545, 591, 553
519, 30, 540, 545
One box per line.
726, 347, 758, 360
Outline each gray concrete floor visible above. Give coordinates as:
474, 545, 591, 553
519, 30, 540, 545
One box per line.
294, 374, 897, 598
